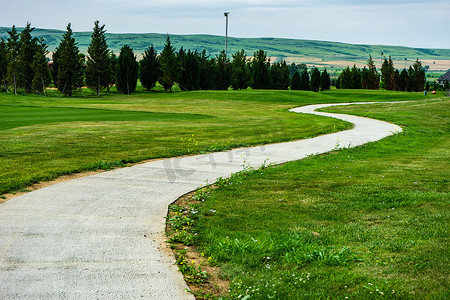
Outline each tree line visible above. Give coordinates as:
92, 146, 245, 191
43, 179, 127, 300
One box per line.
336, 55, 426, 92
0, 22, 333, 96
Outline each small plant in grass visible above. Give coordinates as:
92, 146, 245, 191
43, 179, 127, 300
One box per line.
175, 250, 209, 285
181, 134, 199, 153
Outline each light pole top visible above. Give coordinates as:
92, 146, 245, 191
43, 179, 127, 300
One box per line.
224, 12, 229, 16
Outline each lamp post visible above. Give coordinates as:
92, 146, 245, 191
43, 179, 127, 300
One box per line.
404, 58, 407, 69
224, 12, 230, 57
380, 52, 384, 70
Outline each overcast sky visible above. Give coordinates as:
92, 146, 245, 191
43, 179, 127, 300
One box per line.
1, 0, 449, 48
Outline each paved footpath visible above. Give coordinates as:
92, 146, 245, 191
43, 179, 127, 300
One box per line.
0, 102, 401, 299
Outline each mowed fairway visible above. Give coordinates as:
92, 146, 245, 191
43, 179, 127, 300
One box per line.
0, 89, 433, 196
194, 99, 449, 299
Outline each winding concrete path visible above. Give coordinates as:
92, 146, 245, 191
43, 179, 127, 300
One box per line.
0, 102, 401, 299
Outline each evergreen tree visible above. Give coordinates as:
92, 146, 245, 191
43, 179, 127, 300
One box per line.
288, 63, 307, 77
178, 48, 200, 91
31, 40, 51, 94
350, 65, 362, 89
320, 68, 331, 91
85, 21, 111, 96
231, 50, 249, 90
290, 71, 300, 90
407, 66, 415, 92
159, 35, 181, 92
249, 49, 271, 89
381, 56, 395, 90
18, 23, 38, 93
361, 67, 370, 89
398, 69, 408, 91
107, 52, 117, 92
309, 67, 321, 92
271, 61, 290, 90
198, 49, 216, 90
338, 66, 351, 89
115, 44, 138, 95
139, 44, 160, 91
0, 39, 8, 91
393, 69, 400, 91
299, 69, 309, 90
215, 50, 231, 90
55, 24, 83, 96
366, 55, 379, 89
6, 25, 20, 95
412, 59, 425, 92
444, 79, 450, 90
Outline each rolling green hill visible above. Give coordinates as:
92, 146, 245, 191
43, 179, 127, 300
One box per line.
1, 27, 450, 65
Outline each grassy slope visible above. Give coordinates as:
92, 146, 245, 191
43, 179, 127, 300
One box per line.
1, 27, 450, 61
195, 98, 449, 299
0, 89, 434, 195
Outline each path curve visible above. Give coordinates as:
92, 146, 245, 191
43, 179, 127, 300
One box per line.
0, 102, 401, 299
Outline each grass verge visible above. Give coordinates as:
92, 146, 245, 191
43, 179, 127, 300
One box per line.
171, 98, 449, 299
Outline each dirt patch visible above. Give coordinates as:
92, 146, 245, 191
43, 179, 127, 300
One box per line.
166, 190, 230, 299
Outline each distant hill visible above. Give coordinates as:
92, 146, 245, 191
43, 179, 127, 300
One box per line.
1, 27, 450, 70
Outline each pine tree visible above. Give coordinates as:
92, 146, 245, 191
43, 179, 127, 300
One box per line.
139, 44, 160, 91
381, 56, 395, 90
366, 55, 379, 89
18, 23, 38, 93
320, 68, 331, 91
107, 52, 117, 92
231, 50, 249, 90
350, 65, 362, 89
6, 25, 20, 95
290, 71, 300, 90
412, 59, 425, 92
31, 40, 51, 95
215, 50, 231, 90
159, 35, 181, 92
85, 21, 111, 96
338, 67, 351, 89
398, 69, 408, 91
271, 61, 290, 90
198, 49, 216, 90
178, 48, 200, 91
0, 39, 8, 91
55, 24, 83, 96
407, 66, 415, 92
309, 67, 321, 92
299, 69, 309, 90
115, 44, 138, 95
250, 49, 271, 89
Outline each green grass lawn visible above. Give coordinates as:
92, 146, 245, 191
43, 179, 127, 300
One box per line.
191, 98, 449, 299
1, 88, 436, 195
